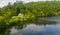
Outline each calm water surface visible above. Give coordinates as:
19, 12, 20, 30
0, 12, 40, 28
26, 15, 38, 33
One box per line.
10, 17, 60, 35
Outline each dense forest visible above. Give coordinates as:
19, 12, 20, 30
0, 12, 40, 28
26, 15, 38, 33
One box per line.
0, 1, 60, 34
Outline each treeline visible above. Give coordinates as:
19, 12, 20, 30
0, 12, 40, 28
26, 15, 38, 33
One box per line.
0, 1, 60, 18
26, 1, 60, 17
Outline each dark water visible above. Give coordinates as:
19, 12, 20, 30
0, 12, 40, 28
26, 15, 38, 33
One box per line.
1, 17, 60, 35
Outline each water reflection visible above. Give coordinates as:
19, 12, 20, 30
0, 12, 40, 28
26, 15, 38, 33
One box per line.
10, 24, 60, 35
39, 17, 60, 23
0, 19, 59, 35
0, 29, 10, 35
20, 25, 60, 35
10, 19, 57, 35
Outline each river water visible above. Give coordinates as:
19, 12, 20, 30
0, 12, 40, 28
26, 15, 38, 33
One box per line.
9, 17, 60, 35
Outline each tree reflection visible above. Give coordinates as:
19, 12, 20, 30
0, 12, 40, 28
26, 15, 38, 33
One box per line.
0, 19, 56, 35
0, 29, 10, 35
13, 19, 56, 30
14, 23, 24, 30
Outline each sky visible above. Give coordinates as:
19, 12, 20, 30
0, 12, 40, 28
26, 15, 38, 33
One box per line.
0, 0, 16, 7
0, 0, 52, 8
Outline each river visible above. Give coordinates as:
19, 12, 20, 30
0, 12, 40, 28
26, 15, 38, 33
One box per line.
9, 17, 60, 35
1, 17, 60, 35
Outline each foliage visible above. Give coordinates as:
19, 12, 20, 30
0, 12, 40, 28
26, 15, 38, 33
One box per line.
0, 1, 60, 33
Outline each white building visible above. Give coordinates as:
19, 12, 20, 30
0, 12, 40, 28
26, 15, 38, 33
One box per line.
18, 13, 24, 18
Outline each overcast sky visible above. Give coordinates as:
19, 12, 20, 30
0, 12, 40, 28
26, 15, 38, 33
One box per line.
0, 0, 53, 8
